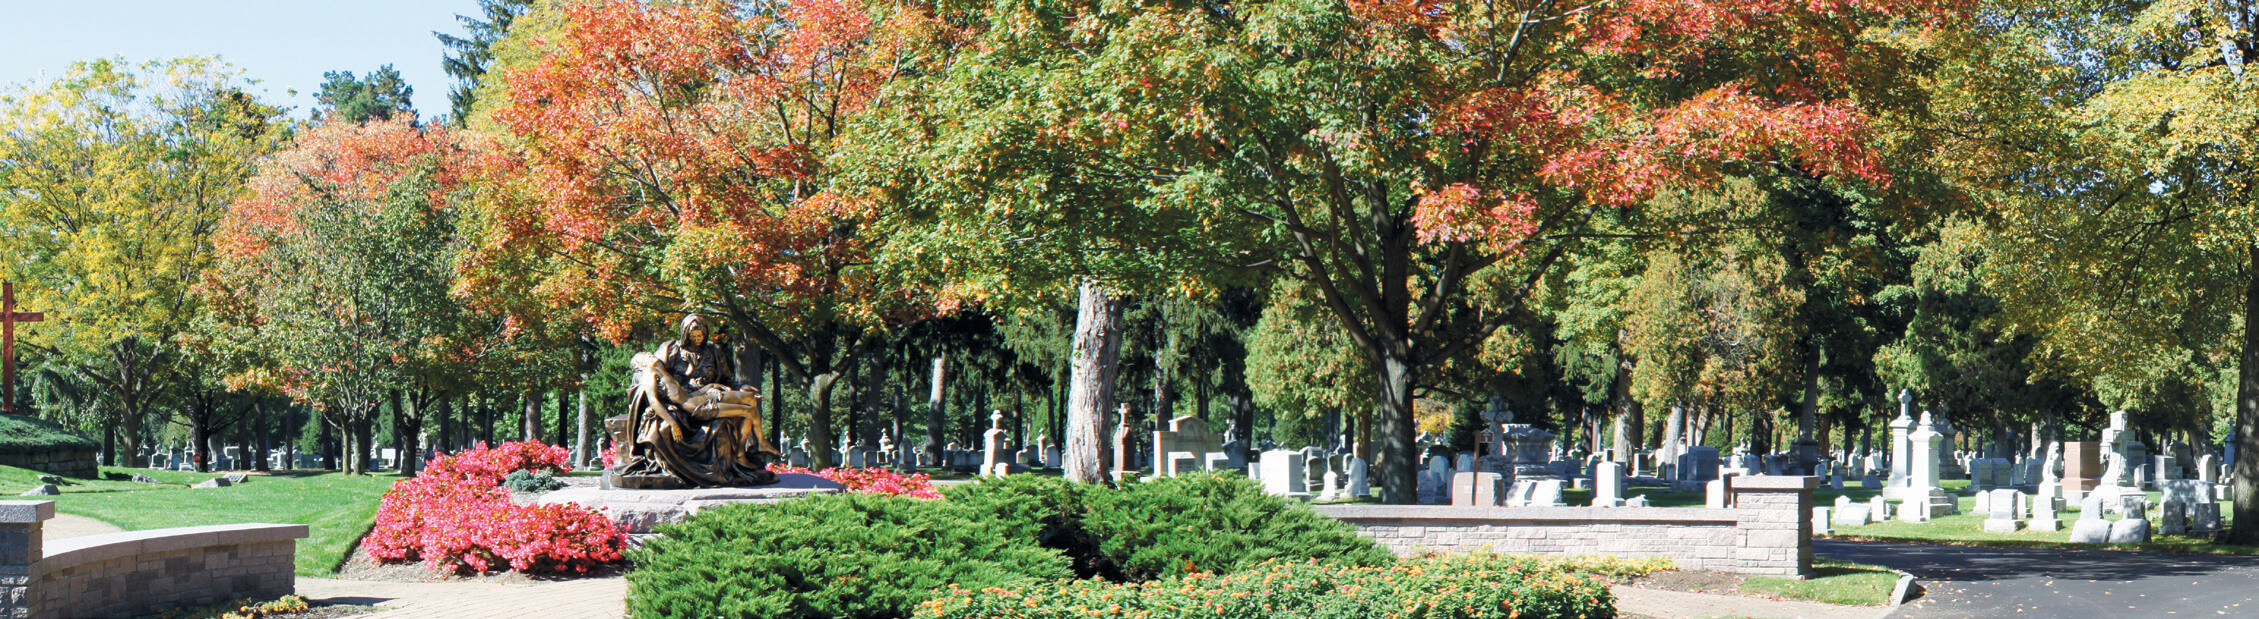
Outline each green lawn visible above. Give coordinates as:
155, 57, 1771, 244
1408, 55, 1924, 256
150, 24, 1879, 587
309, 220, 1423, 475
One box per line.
1741, 558, 1900, 606
9, 466, 399, 576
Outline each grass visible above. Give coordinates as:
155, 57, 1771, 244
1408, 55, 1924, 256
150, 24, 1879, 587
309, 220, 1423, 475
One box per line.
19, 466, 398, 576
1741, 558, 1901, 606
0, 416, 98, 453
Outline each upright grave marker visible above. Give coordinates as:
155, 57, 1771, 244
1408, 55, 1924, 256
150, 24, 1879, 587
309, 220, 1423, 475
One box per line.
0, 284, 43, 415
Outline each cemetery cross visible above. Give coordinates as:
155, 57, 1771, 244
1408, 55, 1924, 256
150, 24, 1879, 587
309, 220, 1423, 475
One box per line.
0, 283, 43, 415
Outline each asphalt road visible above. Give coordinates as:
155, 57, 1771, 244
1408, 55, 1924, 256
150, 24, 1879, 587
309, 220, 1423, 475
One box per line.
1817, 540, 2259, 618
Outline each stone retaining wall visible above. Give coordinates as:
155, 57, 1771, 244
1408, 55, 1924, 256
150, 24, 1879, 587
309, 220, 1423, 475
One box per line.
0, 452, 96, 480
0, 502, 306, 618
1316, 475, 1815, 577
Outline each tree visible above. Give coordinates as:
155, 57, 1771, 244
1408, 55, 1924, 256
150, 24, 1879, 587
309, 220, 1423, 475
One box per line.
435, 0, 538, 125
466, 0, 956, 468
1914, 0, 2259, 541
314, 65, 416, 125
206, 119, 468, 475
0, 57, 284, 467
864, 0, 1950, 500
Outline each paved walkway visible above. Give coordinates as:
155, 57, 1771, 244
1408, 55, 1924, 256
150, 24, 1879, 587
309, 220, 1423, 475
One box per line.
1613, 585, 1883, 619
44, 514, 123, 540
298, 576, 627, 619
1819, 539, 2259, 618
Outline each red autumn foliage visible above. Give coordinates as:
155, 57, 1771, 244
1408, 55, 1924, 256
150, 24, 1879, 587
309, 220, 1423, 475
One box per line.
467, 0, 950, 343
769, 464, 943, 500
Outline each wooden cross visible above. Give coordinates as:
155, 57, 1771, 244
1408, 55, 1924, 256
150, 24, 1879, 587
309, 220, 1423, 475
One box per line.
2, 283, 43, 415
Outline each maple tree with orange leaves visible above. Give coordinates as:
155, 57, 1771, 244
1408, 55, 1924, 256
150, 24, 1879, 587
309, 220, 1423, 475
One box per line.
853, 0, 1968, 500
462, 0, 959, 467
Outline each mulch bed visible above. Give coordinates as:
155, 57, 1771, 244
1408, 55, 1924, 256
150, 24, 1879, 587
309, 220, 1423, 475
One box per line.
1623, 569, 1747, 595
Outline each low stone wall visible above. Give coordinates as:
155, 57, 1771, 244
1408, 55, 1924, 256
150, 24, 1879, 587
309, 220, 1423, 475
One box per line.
0, 502, 306, 618
0, 451, 96, 480
1316, 476, 1815, 577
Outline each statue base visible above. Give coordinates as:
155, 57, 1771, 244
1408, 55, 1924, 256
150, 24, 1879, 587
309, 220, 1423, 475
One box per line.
538, 473, 844, 533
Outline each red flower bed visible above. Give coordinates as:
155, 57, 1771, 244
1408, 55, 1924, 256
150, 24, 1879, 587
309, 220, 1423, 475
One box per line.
770, 464, 943, 499
368, 441, 624, 574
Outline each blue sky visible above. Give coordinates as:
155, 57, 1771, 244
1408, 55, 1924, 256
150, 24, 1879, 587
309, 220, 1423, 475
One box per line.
0, 1, 486, 119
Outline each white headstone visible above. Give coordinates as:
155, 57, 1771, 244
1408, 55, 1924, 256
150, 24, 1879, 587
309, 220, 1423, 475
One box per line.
1593, 461, 1625, 507
1261, 450, 1308, 498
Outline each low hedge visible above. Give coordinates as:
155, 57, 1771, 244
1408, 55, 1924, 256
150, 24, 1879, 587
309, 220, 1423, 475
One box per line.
627, 492, 1073, 619
629, 472, 1404, 618
914, 554, 1618, 619
946, 473, 1391, 581
0, 415, 98, 454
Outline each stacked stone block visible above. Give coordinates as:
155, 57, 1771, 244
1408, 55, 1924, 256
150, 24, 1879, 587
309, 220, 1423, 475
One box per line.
0, 502, 305, 618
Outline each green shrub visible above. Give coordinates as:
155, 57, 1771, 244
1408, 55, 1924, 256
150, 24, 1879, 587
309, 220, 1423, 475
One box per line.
0, 415, 98, 455
913, 554, 1617, 619
946, 473, 1390, 582
1084, 474, 1392, 580
626, 492, 1072, 619
500, 470, 566, 493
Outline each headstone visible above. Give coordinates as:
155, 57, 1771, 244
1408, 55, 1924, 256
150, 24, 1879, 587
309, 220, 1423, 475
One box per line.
1983, 489, 2024, 533
2068, 496, 2112, 543
2193, 502, 2224, 536
1261, 450, 1309, 498
2029, 488, 2062, 531
1320, 468, 1342, 500
788, 446, 809, 469
17, 485, 54, 497
2063, 441, 2103, 491
1626, 495, 1651, 507
2199, 454, 2219, 483
1593, 461, 1625, 507
1347, 456, 1370, 498
1679, 446, 1721, 482
982, 411, 1008, 477
1812, 507, 1833, 535
2161, 499, 2189, 536
1451, 471, 1507, 507
1887, 390, 1914, 493
191, 478, 230, 489
1509, 479, 1565, 507
1834, 495, 1871, 526
1869, 495, 1891, 522
2107, 516, 2151, 543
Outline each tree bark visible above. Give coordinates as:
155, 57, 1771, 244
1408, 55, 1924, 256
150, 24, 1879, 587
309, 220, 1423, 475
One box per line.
808, 372, 840, 468
1375, 353, 1416, 503
1064, 280, 1128, 484
2231, 244, 2259, 543
768, 362, 784, 450
926, 352, 946, 463
521, 392, 540, 443
575, 381, 591, 469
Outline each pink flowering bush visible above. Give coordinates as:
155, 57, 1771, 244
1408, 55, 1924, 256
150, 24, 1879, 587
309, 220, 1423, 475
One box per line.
769, 464, 943, 499
424, 441, 570, 481
367, 442, 624, 574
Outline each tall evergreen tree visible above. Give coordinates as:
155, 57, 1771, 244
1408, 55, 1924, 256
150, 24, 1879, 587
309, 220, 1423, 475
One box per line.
435, 0, 536, 126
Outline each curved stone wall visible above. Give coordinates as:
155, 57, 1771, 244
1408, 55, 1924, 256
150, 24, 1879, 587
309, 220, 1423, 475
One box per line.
0, 502, 307, 619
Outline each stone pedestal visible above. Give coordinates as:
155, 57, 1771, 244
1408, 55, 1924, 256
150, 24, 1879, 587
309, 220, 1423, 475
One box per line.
538, 474, 843, 533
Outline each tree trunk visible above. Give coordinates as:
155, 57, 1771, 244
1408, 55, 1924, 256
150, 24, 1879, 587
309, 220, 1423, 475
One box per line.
864, 354, 887, 448
1374, 353, 1417, 504
808, 372, 840, 469
521, 393, 540, 443
1064, 280, 1128, 484
575, 382, 591, 469
2231, 244, 2259, 543
102, 422, 114, 467
768, 362, 784, 450
554, 387, 569, 446
926, 352, 946, 463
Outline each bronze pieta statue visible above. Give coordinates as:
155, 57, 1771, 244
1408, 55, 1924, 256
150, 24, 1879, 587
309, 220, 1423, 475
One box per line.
606, 314, 782, 489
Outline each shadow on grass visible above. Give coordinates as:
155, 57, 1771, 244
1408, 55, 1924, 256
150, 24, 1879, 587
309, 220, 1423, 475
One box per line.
1817, 539, 2259, 583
